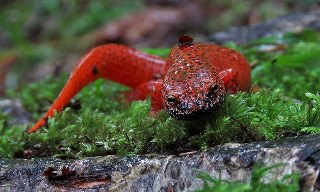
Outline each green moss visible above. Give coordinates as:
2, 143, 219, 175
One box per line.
195, 164, 300, 192
0, 120, 25, 158
242, 30, 320, 101
3, 88, 319, 158
1, 31, 320, 158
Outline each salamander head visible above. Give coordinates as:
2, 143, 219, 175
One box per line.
162, 76, 225, 120
162, 36, 226, 120
162, 63, 226, 120
162, 77, 225, 120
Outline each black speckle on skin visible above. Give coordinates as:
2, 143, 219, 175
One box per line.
92, 65, 98, 75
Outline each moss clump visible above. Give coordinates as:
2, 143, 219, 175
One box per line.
0, 120, 25, 158
1, 88, 319, 158
1, 30, 320, 158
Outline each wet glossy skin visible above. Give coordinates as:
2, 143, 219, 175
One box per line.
162, 44, 225, 119
27, 36, 251, 133
159, 39, 251, 119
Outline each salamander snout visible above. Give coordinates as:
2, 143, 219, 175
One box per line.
163, 82, 225, 120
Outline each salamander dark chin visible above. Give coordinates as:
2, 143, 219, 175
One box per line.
167, 100, 223, 120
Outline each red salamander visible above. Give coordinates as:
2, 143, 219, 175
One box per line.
27, 36, 251, 133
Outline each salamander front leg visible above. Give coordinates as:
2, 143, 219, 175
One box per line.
149, 80, 164, 116
219, 69, 239, 94
122, 81, 156, 102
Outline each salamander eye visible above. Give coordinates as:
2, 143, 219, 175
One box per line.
208, 84, 219, 97
167, 94, 178, 106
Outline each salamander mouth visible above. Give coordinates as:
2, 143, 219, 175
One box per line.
167, 101, 222, 120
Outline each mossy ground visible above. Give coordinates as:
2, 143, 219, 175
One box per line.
1, 30, 319, 159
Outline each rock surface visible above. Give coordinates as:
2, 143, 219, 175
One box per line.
1, 134, 320, 191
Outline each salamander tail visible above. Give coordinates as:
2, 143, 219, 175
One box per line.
27, 118, 47, 133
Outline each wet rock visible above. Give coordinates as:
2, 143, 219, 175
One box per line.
210, 11, 320, 44
1, 134, 320, 191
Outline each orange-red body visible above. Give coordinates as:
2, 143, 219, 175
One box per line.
27, 36, 251, 133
